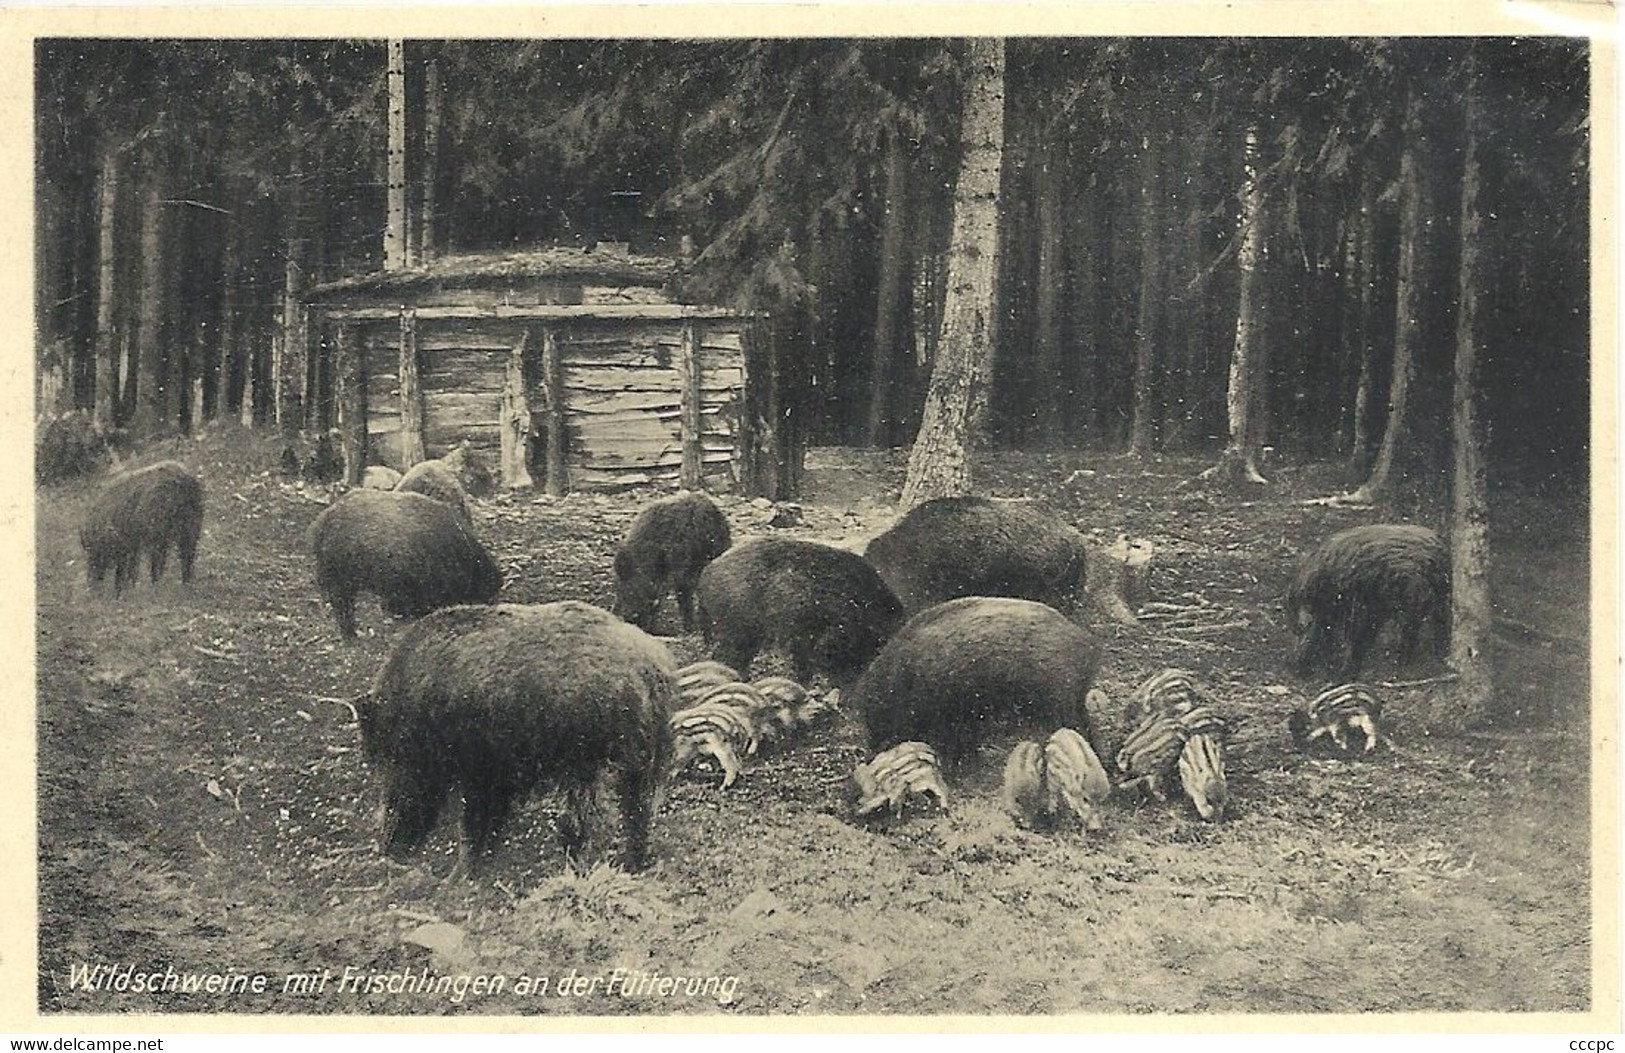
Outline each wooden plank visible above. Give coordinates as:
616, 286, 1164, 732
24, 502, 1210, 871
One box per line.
563, 367, 682, 392
575, 438, 735, 457
573, 392, 682, 414
573, 420, 678, 448
558, 321, 683, 348
423, 390, 504, 414
560, 347, 674, 370
572, 407, 735, 429
561, 368, 740, 394
317, 304, 764, 322
574, 448, 733, 470
422, 347, 506, 391
398, 308, 427, 465
696, 328, 745, 352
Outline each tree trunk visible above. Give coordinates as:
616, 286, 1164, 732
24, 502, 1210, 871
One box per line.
866, 122, 910, 447
419, 57, 441, 265
36, 145, 68, 414
1346, 160, 1379, 474
279, 185, 307, 438
1350, 88, 1426, 503
905, 196, 946, 442
92, 146, 119, 429
132, 173, 167, 435
1449, 59, 1493, 724
216, 214, 241, 419
385, 39, 408, 271
1069, 172, 1101, 445
900, 39, 1005, 510
1033, 137, 1067, 448
1196, 125, 1269, 485
1130, 132, 1165, 455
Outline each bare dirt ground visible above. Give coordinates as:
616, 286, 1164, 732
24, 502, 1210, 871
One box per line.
36, 433, 1592, 1016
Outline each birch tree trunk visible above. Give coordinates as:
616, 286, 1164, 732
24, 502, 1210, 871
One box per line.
1196, 124, 1268, 485
384, 39, 408, 272
899, 38, 1005, 510
1449, 58, 1493, 724
92, 146, 119, 429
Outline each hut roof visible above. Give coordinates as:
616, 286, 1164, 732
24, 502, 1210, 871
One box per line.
308, 246, 678, 297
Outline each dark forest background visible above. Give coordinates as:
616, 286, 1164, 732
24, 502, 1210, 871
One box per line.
33, 37, 1590, 496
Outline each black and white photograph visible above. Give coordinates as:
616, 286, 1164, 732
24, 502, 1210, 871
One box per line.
21, 7, 1616, 1028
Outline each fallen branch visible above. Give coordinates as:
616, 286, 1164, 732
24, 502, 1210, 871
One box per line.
387, 907, 443, 923
1303, 493, 1374, 508
1140, 601, 1215, 616
1150, 635, 1225, 652
1494, 616, 1584, 650
1099, 878, 1250, 901
1377, 673, 1460, 689
1164, 619, 1251, 636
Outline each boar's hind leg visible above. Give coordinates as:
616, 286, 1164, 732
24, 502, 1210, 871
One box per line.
380, 770, 446, 861
178, 525, 200, 584
676, 583, 698, 633
459, 778, 518, 872
616, 761, 659, 871
558, 779, 599, 861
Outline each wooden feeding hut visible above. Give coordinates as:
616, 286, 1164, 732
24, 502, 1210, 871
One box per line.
305, 247, 799, 497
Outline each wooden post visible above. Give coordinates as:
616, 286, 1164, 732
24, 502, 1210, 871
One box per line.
500, 330, 535, 489
765, 322, 786, 500
398, 307, 426, 465
336, 323, 366, 484
541, 324, 567, 496
734, 325, 757, 495
678, 319, 703, 490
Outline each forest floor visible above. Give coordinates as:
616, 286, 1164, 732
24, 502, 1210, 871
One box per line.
35, 431, 1595, 1017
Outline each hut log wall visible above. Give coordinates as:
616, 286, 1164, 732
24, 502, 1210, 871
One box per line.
322, 305, 783, 494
